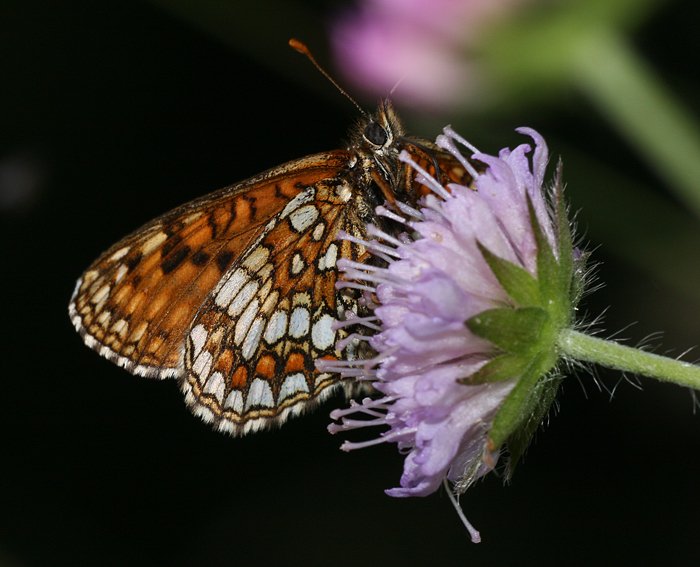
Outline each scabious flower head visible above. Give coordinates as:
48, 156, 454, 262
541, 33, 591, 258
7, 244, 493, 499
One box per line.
318, 127, 579, 541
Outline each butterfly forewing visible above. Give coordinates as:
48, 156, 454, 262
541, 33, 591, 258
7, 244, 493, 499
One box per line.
69, 151, 351, 379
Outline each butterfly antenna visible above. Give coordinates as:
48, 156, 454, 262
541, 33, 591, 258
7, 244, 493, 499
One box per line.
389, 72, 408, 97
289, 38, 366, 116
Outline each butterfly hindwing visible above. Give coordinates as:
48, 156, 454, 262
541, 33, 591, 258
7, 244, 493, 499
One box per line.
182, 176, 369, 434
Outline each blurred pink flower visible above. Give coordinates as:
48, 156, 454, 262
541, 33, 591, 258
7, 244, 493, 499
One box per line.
332, 0, 528, 108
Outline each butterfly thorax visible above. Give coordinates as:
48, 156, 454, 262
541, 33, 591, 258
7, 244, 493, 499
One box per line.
347, 100, 474, 212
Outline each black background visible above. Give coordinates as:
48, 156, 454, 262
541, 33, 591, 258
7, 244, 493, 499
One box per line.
2, 1, 700, 566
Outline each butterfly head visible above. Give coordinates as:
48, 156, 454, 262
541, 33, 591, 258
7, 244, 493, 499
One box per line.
358, 100, 404, 153
349, 100, 432, 208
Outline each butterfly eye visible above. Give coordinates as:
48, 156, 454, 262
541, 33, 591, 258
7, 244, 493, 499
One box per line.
364, 122, 388, 146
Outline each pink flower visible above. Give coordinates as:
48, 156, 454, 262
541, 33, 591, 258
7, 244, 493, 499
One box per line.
331, 0, 528, 108
318, 126, 575, 542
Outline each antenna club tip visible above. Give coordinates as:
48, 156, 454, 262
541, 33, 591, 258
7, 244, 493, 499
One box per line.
288, 38, 309, 55
287, 38, 364, 114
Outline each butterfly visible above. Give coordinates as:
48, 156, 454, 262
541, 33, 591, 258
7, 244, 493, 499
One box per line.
69, 76, 475, 436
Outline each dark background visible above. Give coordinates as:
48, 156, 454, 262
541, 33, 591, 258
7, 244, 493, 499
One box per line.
2, 1, 700, 566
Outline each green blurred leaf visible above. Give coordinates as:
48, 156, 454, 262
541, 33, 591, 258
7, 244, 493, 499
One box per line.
560, 142, 700, 309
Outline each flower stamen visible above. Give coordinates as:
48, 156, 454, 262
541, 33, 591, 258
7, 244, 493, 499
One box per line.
395, 200, 424, 220
444, 480, 481, 544
376, 205, 412, 225
337, 229, 400, 259
335, 281, 376, 293
398, 150, 451, 199
339, 427, 418, 451
365, 224, 405, 248
333, 314, 381, 332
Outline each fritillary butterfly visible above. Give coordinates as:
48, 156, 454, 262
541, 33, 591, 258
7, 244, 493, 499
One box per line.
69, 57, 475, 435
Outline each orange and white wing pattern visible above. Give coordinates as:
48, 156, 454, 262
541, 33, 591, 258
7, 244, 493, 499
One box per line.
69, 152, 352, 381
182, 176, 370, 434
69, 99, 479, 435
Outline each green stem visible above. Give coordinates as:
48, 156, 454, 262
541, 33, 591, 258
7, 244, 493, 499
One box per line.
558, 329, 700, 390
571, 29, 700, 217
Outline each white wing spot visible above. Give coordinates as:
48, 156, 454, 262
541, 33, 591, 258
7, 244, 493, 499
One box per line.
312, 222, 325, 241
289, 204, 319, 233
279, 373, 309, 401
96, 310, 111, 326
91, 284, 111, 305
257, 262, 274, 281
292, 292, 311, 307
291, 253, 305, 275
203, 371, 225, 404
215, 268, 248, 308
260, 290, 280, 316
324, 243, 338, 270
109, 246, 130, 262
280, 188, 316, 218
88, 274, 105, 294
83, 270, 99, 286
192, 350, 213, 382
228, 279, 259, 317
183, 211, 204, 225
141, 231, 167, 256
241, 317, 265, 360
242, 246, 271, 272
110, 318, 128, 339
289, 307, 310, 339
189, 324, 208, 358
114, 264, 128, 284
224, 389, 244, 413
312, 314, 336, 351
245, 378, 275, 410
257, 279, 273, 303
129, 320, 148, 343
264, 310, 288, 345
234, 299, 260, 346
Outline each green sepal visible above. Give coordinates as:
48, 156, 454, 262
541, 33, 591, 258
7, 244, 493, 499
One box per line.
487, 349, 558, 451
460, 353, 528, 385
552, 161, 574, 304
504, 374, 563, 480
467, 307, 548, 355
527, 194, 559, 303
477, 241, 540, 307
